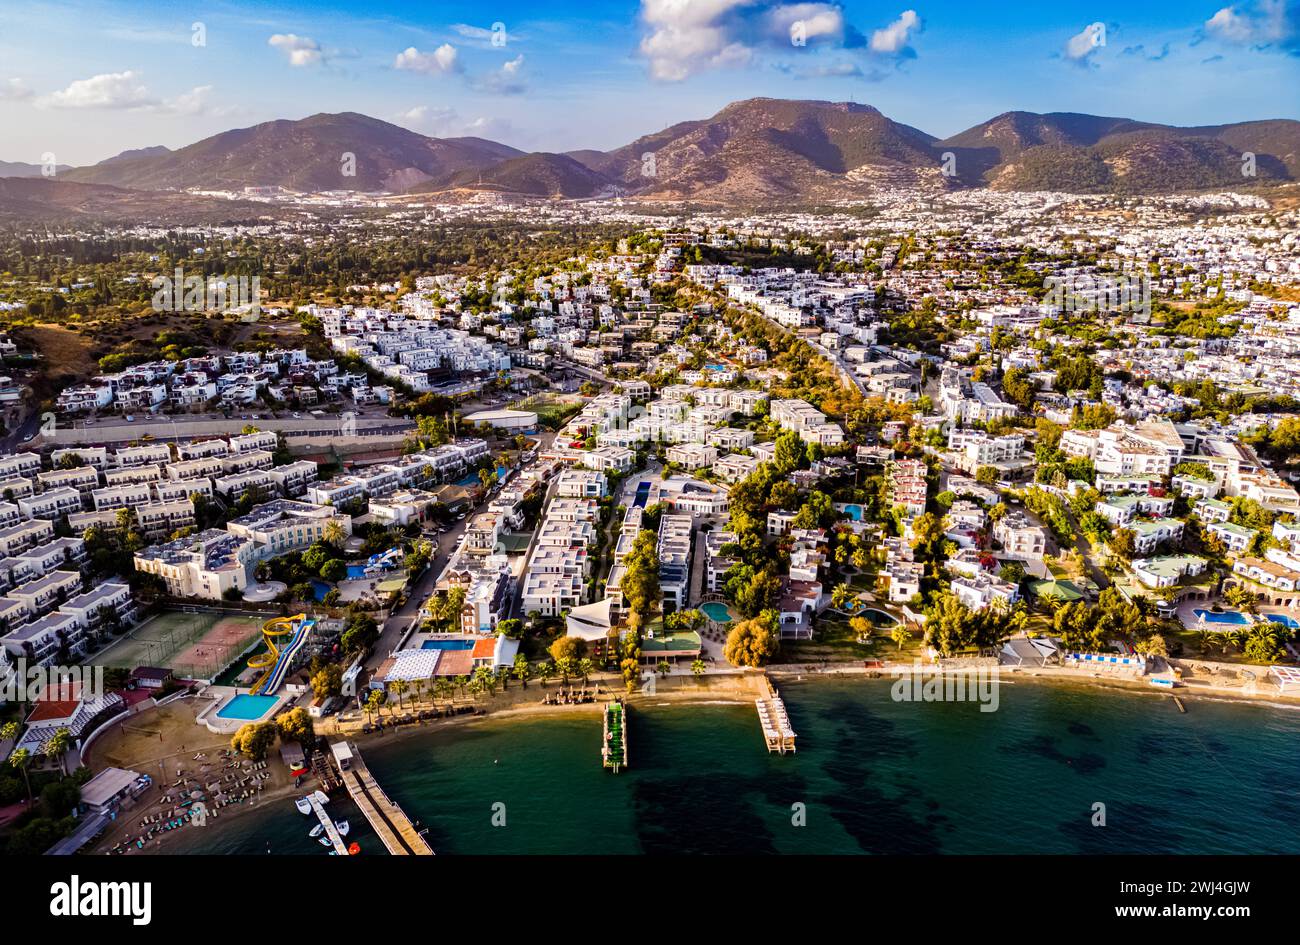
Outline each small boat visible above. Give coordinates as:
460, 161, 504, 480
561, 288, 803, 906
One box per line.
295, 797, 312, 815
348, 842, 361, 855
318, 836, 332, 846
335, 820, 350, 837
309, 824, 324, 838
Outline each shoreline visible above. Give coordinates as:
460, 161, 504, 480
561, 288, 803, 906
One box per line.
89, 659, 1296, 854
766, 660, 1300, 709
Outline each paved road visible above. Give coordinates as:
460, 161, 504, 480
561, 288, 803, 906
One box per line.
1, 406, 39, 453
363, 428, 562, 672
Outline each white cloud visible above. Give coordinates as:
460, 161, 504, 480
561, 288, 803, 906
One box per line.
396, 106, 515, 143
394, 44, 463, 76
0, 78, 34, 101
475, 54, 527, 94
1206, 0, 1299, 53
268, 33, 324, 67
450, 23, 518, 47
397, 105, 459, 135
637, 2, 920, 80
40, 71, 157, 109
37, 72, 222, 115
1063, 22, 1107, 65
158, 85, 214, 116
870, 9, 920, 55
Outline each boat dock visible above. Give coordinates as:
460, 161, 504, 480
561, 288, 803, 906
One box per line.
757, 681, 797, 754
602, 701, 627, 772
307, 791, 348, 855
331, 741, 433, 855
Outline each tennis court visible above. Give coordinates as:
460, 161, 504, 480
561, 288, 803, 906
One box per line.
94, 610, 266, 679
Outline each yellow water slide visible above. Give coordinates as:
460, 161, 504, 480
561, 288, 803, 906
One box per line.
248, 613, 306, 695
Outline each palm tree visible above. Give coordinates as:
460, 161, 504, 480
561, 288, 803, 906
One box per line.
537, 661, 554, 689
831, 583, 854, 611
890, 626, 910, 651
656, 660, 672, 677
454, 675, 470, 700
44, 727, 72, 777
8, 747, 32, 803
389, 679, 409, 711
323, 519, 345, 549
577, 658, 594, 686
365, 689, 384, 723
691, 659, 706, 677
512, 654, 530, 689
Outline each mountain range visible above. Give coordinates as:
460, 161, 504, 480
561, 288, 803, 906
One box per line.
6, 98, 1298, 212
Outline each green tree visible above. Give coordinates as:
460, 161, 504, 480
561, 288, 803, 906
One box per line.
723, 611, 781, 668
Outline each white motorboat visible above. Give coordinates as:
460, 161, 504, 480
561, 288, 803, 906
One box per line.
295, 797, 312, 815
318, 836, 332, 846
334, 820, 350, 837
309, 823, 324, 838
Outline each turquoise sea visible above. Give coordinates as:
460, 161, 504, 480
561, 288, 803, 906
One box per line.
165, 677, 1300, 855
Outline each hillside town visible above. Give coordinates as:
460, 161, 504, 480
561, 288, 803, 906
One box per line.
0, 179, 1298, 858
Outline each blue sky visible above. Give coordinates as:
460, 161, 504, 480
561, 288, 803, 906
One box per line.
1, 0, 1296, 165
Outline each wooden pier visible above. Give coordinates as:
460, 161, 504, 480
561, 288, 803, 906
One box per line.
331, 741, 433, 855
757, 681, 797, 754
307, 791, 349, 855
602, 701, 628, 772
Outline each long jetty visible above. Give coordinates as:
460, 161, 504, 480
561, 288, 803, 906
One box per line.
757, 680, 797, 754
308, 792, 349, 855
332, 741, 433, 855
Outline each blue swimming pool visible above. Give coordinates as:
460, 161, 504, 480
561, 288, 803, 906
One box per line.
700, 602, 731, 623
1194, 609, 1252, 626
347, 564, 369, 579
842, 504, 864, 522
457, 466, 509, 487
421, 639, 476, 651
862, 608, 898, 627
216, 694, 278, 721
1265, 613, 1300, 629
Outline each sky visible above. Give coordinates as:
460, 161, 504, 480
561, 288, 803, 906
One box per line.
1, 0, 1297, 166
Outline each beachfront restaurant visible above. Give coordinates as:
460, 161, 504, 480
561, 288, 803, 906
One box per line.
638, 624, 702, 666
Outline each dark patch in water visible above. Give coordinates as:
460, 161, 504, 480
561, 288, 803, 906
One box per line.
1004, 734, 1107, 774
813, 695, 947, 853
1058, 802, 1186, 855
632, 770, 806, 854
1068, 722, 1098, 740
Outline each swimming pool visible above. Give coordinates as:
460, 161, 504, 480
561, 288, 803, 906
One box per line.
862, 608, 898, 627
421, 639, 476, 651
457, 466, 509, 487
842, 504, 864, 522
216, 694, 279, 721
1264, 614, 1300, 629
700, 602, 731, 623
347, 564, 369, 579
1193, 609, 1252, 626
